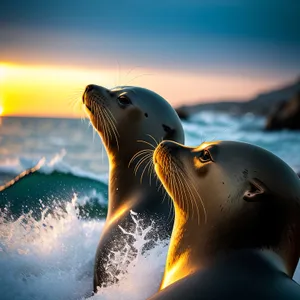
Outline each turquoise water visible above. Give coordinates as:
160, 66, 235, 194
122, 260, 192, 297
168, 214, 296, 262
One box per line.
1, 114, 300, 184
0, 114, 300, 299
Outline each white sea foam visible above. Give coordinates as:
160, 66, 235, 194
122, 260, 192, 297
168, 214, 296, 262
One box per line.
76, 189, 108, 206
90, 211, 168, 300
1, 113, 300, 299
0, 196, 169, 300
0, 150, 109, 185
36, 149, 109, 184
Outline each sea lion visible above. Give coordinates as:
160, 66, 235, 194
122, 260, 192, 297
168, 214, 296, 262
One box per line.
82, 85, 184, 291
150, 140, 300, 299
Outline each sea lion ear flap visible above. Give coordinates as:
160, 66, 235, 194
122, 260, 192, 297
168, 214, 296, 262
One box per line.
243, 178, 270, 202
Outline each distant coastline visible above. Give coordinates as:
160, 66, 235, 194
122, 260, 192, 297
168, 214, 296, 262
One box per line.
176, 76, 300, 118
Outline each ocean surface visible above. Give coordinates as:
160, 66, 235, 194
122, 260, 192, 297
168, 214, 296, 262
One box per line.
0, 113, 300, 300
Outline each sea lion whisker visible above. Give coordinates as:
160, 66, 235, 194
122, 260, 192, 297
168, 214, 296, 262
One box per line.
160, 183, 174, 224
134, 153, 152, 175
91, 101, 98, 143
137, 139, 156, 149
140, 159, 153, 184
167, 197, 175, 225
99, 105, 114, 150
96, 104, 110, 149
134, 153, 153, 176
145, 157, 155, 185
180, 170, 199, 223
124, 65, 141, 79
92, 103, 106, 142
93, 99, 118, 151
181, 170, 206, 224
106, 113, 120, 143
74, 101, 85, 117
67, 90, 83, 105
103, 106, 120, 136
147, 134, 159, 146
169, 158, 201, 223
173, 171, 186, 217
68, 97, 80, 110
94, 102, 104, 144
100, 107, 114, 140
131, 150, 152, 170
167, 169, 176, 203
159, 150, 168, 172
102, 107, 120, 149
171, 172, 184, 212
135, 153, 152, 178
157, 181, 164, 192
189, 178, 206, 224
160, 176, 174, 224
151, 160, 160, 186
128, 149, 153, 168
175, 166, 196, 219
123, 73, 153, 86
134, 152, 152, 174
102, 107, 116, 134
176, 165, 200, 222
148, 156, 158, 186
174, 166, 192, 219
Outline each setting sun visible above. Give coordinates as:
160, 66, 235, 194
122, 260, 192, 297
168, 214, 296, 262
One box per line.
0, 62, 289, 118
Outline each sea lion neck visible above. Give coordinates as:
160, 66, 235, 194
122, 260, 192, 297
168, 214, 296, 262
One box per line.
162, 210, 291, 289
160, 208, 208, 289
107, 156, 160, 219
161, 207, 294, 290
210, 249, 289, 277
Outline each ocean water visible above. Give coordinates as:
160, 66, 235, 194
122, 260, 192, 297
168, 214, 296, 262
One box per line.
0, 113, 300, 300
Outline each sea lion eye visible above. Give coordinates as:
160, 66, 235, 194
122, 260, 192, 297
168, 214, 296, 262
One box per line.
198, 149, 212, 163
117, 95, 132, 108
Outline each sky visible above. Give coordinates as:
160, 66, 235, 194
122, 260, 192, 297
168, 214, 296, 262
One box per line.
0, 0, 300, 117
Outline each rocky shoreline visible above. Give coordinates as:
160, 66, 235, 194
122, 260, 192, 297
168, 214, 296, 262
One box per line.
176, 77, 300, 131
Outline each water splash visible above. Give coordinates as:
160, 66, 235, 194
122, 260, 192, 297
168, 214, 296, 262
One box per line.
0, 197, 168, 300
91, 211, 168, 300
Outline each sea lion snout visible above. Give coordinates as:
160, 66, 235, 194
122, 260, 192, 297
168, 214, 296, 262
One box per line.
84, 84, 95, 94
159, 140, 179, 153
82, 84, 96, 104
82, 84, 110, 113
153, 140, 180, 164
83, 84, 110, 101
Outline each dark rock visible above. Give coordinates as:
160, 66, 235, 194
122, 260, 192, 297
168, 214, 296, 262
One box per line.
265, 92, 300, 131
176, 107, 190, 120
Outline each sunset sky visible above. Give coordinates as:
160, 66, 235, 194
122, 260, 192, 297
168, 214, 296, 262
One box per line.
1, 0, 299, 117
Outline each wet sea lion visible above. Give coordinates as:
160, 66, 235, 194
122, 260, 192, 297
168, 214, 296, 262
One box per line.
150, 140, 300, 299
82, 85, 184, 291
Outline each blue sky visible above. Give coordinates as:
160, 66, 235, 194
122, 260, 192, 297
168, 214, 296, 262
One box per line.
1, 0, 299, 74
1, 0, 299, 108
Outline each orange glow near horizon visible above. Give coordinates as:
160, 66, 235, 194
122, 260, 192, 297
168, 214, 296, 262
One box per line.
0, 62, 119, 118
0, 62, 290, 118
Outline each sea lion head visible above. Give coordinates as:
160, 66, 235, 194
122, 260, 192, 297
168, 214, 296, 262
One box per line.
83, 85, 184, 161
154, 140, 300, 275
